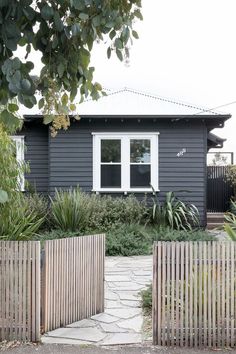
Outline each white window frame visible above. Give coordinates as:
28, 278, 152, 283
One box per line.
92, 132, 159, 193
11, 135, 25, 191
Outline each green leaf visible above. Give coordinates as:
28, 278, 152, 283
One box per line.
0, 89, 8, 105
70, 103, 76, 111
38, 98, 45, 109
26, 43, 31, 54
0, 110, 21, 133
57, 62, 65, 78
132, 30, 139, 39
107, 47, 111, 59
23, 6, 35, 21
79, 13, 89, 21
115, 38, 123, 49
43, 115, 54, 125
116, 48, 123, 61
41, 4, 54, 20
5, 38, 18, 51
79, 48, 90, 68
94, 82, 102, 91
21, 79, 31, 93
105, 21, 115, 29
71, 0, 85, 10
8, 103, 19, 112
70, 86, 77, 101
134, 9, 143, 20
52, 36, 59, 49
0, 190, 8, 204
109, 30, 116, 40
25, 61, 34, 71
61, 93, 68, 105
71, 23, 80, 36
54, 11, 64, 32
92, 15, 100, 27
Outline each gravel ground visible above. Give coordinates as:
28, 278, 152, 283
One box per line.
1, 343, 236, 354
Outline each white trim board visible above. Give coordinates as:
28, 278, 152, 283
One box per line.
92, 132, 159, 193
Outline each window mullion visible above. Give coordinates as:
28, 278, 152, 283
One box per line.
122, 136, 129, 191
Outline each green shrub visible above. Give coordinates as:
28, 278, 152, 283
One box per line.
152, 190, 199, 230
0, 197, 45, 241
34, 229, 83, 241
0, 122, 25, 204
22, 193, 49, 228
106, 223, 152, 256
224, 207, 236, 240
140, 284, 152, 313
225, 165, 236, 198
50, 188, 93, 232
149, 227, 215, 242
49, 189, 149, 233
230, 200, 236, 215
86, 194, 149, 232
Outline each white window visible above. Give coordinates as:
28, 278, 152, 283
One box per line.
92, 132, 159, 192
11, 136, 25, 191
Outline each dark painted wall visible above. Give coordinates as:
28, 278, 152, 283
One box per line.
22, 122, 49, 193
22, 118, 207, 225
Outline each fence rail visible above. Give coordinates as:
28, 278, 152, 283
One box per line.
0, 241, 41, 342
153, 241, 236, 348
42, 234, 105, 332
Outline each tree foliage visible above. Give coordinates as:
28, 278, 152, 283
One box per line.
0, 123, 26, 204
225, 165, 236, 197
0, 0, 142, 134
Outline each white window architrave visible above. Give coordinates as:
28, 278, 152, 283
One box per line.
92, 132, 159, 193
11, 135, 25, 191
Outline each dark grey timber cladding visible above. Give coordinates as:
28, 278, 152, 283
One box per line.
49, 119, 207, 225
22, 122, 49, 193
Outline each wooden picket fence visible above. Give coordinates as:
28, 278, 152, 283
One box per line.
153, 241, 236, 348
42, 234, 105, 332
0, 234, 105, 342
0, 241, 41, 342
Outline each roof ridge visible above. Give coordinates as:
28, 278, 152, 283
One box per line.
122, 87, 219, 115
82, 87, 226, 115
97, 87, 220, 115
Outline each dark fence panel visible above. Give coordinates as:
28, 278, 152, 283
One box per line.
207, 166, 233, 212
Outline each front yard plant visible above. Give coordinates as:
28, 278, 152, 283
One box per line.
152, 190, 200, 230
50, 188, 92, 232
106, 223, 152, 256
140, 284, 152, 314
224, 201, 236, 240
0, 123, 45, 240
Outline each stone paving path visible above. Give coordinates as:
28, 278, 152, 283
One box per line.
42, 256, 152, 346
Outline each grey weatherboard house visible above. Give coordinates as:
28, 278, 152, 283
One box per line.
18, 88, 231, 226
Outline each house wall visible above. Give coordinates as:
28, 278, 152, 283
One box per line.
22, 122, 49, 193
21, 118, 207, 225
48, 119, 207, 225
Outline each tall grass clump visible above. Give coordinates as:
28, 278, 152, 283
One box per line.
152, 190, 199, 230
50, 188, 92, 232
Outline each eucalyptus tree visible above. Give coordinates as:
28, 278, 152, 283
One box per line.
0, 0, 142, 134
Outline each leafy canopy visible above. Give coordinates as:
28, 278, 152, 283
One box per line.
0, 0, 142, 133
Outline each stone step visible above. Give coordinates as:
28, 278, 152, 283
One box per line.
207, 223, 224, 230
207, 212, 224, 217
207, 213, 224, 224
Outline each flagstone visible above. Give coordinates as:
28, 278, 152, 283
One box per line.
118, 315, 143, 332
101, 332, 142, 345
105, 307, 141, 319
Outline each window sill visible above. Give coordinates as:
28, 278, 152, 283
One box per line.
92, 189, 160, 194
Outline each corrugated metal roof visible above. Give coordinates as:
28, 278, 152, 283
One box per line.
77, 87, 226, 116
19, 87, 229, 116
